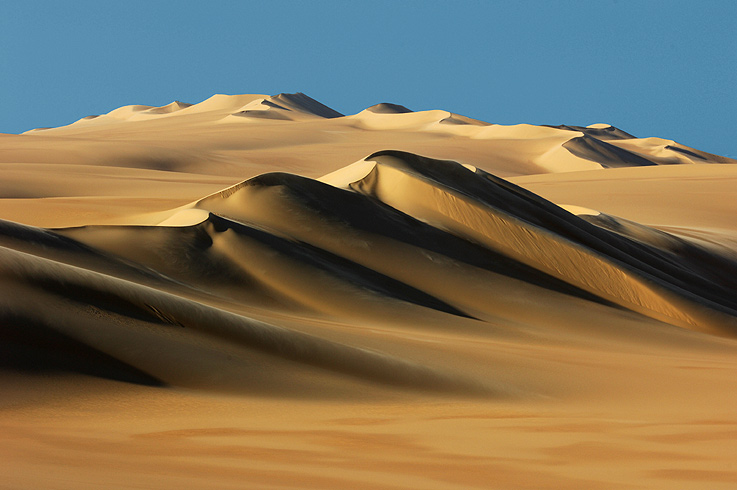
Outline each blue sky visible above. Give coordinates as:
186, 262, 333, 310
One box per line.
2, 1, 735, 156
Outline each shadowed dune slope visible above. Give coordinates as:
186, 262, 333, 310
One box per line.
563, 134, 657, 168
0, 222, 486, 396
2, 148, 737, 394
269, 92, 344, 118
545, 124, 636, 140
347, 151, 737, 335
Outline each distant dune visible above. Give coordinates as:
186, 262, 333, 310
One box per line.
2, 93, 737, 490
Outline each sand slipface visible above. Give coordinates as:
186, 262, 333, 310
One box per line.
2, 93, 737, 489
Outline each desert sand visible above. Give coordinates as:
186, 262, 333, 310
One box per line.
1, 92, 736, 489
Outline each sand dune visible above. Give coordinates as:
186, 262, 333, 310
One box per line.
12, 92, 731, 216
354, 152, 737, 333
2, 93, 737, 489
3, 149, 736, 383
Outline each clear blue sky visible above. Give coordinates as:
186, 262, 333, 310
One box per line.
2, 1, 735, 157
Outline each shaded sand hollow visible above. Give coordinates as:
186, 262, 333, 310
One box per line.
1, 93, 737, 489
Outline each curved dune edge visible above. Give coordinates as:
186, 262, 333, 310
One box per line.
69, 149, 737, 338
95, 150, 737, 338
347, 151, 737, 336
2, 148, 737, 396
156, 208, 210, 226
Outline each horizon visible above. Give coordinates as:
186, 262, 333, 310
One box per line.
2, 1, 735, 158
12, 88, 737, 159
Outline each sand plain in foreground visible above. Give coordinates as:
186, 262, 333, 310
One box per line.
1, 93, 736, 489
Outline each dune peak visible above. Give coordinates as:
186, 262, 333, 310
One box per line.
364, 102, 413, 114
268, 92, 344, 118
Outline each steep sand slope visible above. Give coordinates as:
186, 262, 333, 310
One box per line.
347, 152, 737, 335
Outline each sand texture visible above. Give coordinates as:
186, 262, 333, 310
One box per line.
2, 93, 736, 489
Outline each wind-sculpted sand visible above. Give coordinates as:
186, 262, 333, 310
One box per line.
1, 93, 736, 489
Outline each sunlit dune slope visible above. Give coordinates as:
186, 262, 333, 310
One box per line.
347, 151, 737, 334
1, 148, 736, 396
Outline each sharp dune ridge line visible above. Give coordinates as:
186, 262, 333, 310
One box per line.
2, 92, 737, 489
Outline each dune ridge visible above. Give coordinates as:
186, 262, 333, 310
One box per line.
2, 149, 736, 396
350, 151, 737, 333
0, 225, 485, 395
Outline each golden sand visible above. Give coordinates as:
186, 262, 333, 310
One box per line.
1, 93, 736, 489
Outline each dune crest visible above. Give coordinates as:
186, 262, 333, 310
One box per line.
3, 148, 735, 398
349, 151, 737, 334
363, 102, 413, 114
27, 150, 737, 339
